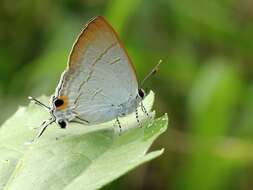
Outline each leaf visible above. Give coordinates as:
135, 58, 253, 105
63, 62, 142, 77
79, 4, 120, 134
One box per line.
0, 92, 168, 190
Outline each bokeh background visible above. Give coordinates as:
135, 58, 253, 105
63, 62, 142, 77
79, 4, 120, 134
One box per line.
1, 0, 253, 189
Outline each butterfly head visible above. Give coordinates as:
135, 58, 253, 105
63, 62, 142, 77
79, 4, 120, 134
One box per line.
138, 88, 145, 99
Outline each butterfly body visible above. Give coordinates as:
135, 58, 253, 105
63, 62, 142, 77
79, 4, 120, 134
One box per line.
51, 92, 142, 126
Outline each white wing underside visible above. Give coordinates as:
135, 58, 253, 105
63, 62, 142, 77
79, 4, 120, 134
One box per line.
55, 17, 139, 123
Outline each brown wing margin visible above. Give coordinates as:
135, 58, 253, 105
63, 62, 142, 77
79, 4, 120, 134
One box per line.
66, 16, 138, 82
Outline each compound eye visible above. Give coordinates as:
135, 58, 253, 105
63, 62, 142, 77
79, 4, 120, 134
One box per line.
57, 119, 67, 129
138, 89, 145, 99
54, 98, 64, 107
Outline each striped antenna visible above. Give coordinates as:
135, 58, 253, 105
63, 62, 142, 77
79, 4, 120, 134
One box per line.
141, 59, 162, 87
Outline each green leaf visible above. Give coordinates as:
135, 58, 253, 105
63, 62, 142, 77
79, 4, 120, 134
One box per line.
0, 92, 168, 190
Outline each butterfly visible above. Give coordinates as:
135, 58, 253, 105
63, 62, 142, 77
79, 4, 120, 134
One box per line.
29, 16, 159, 138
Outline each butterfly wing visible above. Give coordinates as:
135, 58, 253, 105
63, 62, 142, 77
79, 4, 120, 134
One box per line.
55, 16, 139, 123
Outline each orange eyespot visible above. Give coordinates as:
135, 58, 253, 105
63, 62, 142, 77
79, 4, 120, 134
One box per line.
54, 96, 68, 110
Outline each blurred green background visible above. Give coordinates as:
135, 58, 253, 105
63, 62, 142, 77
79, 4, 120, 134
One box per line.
1, 0, 253, 189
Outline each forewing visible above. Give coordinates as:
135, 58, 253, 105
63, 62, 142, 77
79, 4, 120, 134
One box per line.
55, 16, 138, 123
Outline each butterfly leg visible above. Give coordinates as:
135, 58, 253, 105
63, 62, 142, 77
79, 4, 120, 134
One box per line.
116, 117, 122, 133
140, 101, 149, 117
135, 108, 141, 127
